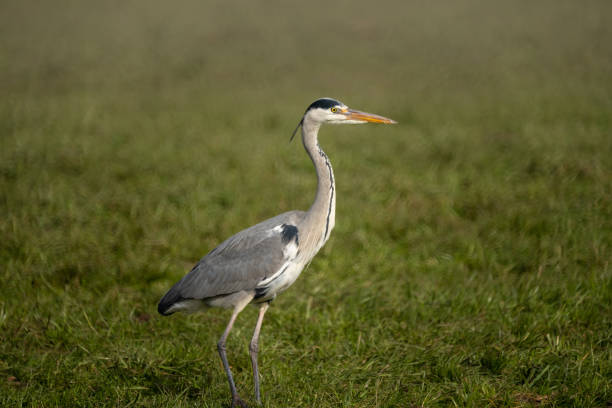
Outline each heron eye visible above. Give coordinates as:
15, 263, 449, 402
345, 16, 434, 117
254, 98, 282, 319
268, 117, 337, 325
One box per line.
331, 107, 339, 113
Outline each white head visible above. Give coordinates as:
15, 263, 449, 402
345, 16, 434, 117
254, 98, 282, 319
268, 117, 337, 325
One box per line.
291, 98, 397, 140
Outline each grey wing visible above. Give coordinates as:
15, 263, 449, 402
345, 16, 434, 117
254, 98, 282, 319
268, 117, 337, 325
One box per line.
159, 211, 305, 310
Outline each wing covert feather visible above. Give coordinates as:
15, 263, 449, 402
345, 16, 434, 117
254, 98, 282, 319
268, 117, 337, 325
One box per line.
172, 211, 305, 300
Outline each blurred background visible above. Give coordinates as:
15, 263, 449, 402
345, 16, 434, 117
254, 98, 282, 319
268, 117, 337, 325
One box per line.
1, 0, 611, 406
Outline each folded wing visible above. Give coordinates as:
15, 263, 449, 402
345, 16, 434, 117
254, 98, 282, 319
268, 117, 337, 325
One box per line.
158, 211, 305, 314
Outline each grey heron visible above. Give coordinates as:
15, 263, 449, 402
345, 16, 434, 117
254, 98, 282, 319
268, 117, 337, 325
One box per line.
158, 98, 396, 407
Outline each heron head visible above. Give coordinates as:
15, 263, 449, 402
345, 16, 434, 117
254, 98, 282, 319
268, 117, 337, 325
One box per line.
307, 98, 397, 125
292, 98, 396, 140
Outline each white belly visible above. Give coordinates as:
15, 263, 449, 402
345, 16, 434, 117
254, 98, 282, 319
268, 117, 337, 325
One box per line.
255, 260, 305, 301
255, 210, 336, 302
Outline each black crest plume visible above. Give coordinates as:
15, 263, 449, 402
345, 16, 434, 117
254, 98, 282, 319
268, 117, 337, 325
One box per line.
290, 98, 341, 142
290, 118, 303, 142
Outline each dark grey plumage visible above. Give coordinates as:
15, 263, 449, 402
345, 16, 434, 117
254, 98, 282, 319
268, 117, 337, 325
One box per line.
158, 210, 304, 315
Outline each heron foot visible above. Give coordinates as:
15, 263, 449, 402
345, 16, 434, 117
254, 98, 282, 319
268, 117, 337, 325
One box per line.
231, 395, 249, 408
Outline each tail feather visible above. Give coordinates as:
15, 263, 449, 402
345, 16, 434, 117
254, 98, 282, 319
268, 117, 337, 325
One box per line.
157, 286, 183, 316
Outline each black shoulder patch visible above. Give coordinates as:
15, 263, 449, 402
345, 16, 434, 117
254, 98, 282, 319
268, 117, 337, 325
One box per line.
280, 224, 299, 245
306, 98, 342, 112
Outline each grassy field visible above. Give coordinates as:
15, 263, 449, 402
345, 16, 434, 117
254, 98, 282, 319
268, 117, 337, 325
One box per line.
1, 0, 611, 406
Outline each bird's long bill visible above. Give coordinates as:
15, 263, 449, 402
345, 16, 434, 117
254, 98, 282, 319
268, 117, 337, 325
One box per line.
346, 109, 397, 124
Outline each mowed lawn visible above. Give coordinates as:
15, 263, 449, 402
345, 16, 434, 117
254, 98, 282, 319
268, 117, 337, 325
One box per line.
1, 1, 611, 407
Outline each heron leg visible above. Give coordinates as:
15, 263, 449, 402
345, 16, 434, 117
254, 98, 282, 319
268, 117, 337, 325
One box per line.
218, 305, 249, 408
249, 302, 270, 404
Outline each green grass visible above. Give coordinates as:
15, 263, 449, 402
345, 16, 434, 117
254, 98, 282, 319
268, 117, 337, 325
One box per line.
1, 0, 611, 406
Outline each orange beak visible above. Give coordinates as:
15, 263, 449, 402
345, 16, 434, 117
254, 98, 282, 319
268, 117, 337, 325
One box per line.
345, 109, 397, 124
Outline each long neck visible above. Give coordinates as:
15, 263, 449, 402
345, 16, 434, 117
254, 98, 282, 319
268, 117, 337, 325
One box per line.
301, 119, 336, 247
